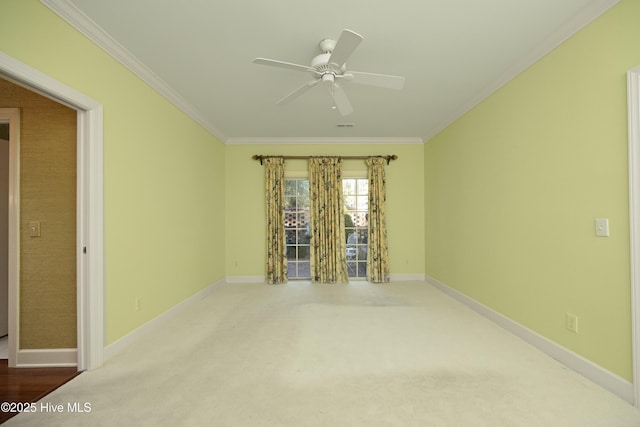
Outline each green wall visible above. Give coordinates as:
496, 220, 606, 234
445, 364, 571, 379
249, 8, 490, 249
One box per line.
425, 0, 639, 381
225, 143, 424, 278
0, 0, 226, 344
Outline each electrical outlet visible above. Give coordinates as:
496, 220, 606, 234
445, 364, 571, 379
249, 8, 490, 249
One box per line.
135, 298, 142, 312
566, 313, 578, 333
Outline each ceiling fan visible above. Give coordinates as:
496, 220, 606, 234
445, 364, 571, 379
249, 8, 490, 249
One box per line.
253, 29, 405, 116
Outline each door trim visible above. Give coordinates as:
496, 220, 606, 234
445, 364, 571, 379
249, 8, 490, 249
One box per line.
0, 52, 104, 371
627, 65, 640, 407
0, 108, 20, 367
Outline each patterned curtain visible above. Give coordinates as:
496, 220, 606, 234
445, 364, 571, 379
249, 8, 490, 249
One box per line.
367, 157, 390, 283
265, 157, 287, 284
309, 158, 349, 283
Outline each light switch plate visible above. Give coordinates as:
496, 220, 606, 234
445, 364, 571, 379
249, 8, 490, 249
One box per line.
28, 221, 41, 237
595, 218, 609, 237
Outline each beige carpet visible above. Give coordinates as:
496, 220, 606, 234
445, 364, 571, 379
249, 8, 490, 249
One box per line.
7, 282, 640, 426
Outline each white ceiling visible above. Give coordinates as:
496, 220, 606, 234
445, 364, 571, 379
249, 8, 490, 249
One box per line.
45, 0, 617, 143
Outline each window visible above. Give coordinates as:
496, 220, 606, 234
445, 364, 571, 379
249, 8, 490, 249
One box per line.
284, 179, 311, 279
343, 178, 368, 278
284, 177, 368, 279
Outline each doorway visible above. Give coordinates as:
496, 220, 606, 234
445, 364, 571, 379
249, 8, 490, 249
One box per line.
0, 87, 79, 364
0, 51, 104, 371
0, 110, 18, 364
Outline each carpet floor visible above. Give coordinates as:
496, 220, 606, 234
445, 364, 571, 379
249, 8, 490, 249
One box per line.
6, 281, 640, 426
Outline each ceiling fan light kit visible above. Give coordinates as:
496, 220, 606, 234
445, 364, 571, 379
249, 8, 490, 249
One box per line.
253, 29, 406, 116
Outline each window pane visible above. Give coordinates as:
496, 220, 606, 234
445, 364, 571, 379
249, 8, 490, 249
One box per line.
297, 180, 309, 197
357, 262, 367, 277
287, 230, 297, 243
357, 179, 368, 194
343, 179, 356, 195
297, 229, 309, 244
285, 181, 297, 196
347, 261, 357, 276
286, 245, 296, 258
353, 213, 367, 227
299, 246, 310, 261
297, 262, 310, 278
296, 213, 307, 227
345, 213, 355, 229
357, 244, 367, 261
287, 261, 298, 278
284, 212, 295, 229
344, 196, 356, 210
357, 195, 368, 210
285, 196, 297, 209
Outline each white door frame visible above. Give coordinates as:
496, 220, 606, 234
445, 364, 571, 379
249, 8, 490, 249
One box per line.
628, 65, 640, 406
0, 52, 104, 371
0, 108, 20, 367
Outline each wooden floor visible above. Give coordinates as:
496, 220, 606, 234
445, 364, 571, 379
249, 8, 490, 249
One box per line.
0, 360, 80, 424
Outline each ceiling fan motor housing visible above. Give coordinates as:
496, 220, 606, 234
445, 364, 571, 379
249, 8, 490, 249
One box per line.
311, 51, 345, 79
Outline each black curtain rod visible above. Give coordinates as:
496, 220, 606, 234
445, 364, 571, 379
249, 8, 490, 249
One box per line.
252, 154, 398, 165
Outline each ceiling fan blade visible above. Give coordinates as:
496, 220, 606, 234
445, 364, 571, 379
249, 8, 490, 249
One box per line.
328, 29, 363, 69
253, 58, 316, 74
277, 80, 320, 105
331, 83, 353, 116
346, 71, 405, 90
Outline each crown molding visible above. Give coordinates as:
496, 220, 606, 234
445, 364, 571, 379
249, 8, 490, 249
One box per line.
423, 0, 620, 142
225, 137, 424, 145
40, 0, 228, 143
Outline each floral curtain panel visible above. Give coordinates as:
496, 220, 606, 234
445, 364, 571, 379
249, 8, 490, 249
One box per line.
265, 157, 287, 284
366, 157, 390, 283
309, 158, 349, 283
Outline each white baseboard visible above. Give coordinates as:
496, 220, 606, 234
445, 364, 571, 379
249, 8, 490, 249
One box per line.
16, 348, 77, 368
104, 278, 226, 361
389, 273, 426, 282
425, 275, 634, 404
225, 275, 265, 284
225, 274, 426, 284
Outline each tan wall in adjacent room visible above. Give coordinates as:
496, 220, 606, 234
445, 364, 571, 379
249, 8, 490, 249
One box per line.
0, 77, 77, 349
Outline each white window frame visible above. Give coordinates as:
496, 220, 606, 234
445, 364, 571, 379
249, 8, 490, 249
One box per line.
343, 176, 369, 279
284, 177, 311, 279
